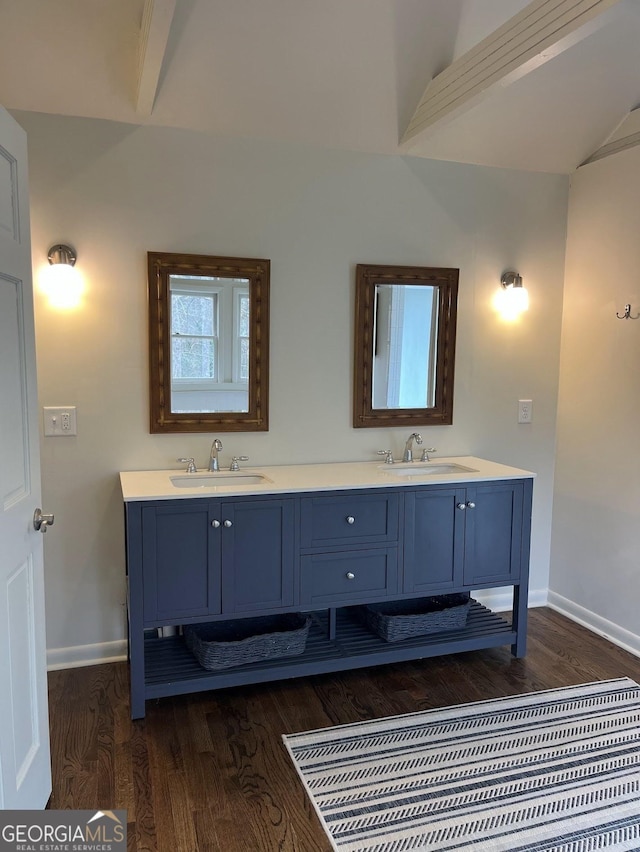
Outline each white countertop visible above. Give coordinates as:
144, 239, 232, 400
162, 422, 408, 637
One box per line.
120, 457, 535, 502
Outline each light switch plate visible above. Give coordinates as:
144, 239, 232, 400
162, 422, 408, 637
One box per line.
44, 406, 77, 436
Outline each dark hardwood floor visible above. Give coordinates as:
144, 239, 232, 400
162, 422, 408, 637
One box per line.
47, 608, 640, 851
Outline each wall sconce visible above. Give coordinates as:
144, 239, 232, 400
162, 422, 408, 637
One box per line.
47, 243, 77, 268
40, 243, 84, 309
496, 270, 529, 320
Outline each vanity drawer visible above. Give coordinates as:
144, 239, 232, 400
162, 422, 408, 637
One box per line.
300, 548, 398, 605
300, 492, 398, 548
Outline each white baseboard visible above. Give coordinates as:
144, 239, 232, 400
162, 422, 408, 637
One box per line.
47, 639, 128, 671
547, 590, 640, 659
473, 587, 548, 612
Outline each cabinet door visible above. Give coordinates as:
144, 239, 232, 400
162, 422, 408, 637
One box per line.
463, 482, 524, 586
142, 501, 221, 623
221, 499, 295, 614
403, 488, 465, 593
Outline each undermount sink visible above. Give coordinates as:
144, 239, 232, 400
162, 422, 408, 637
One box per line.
378, 463, 478, 476
171, 472, 270, 488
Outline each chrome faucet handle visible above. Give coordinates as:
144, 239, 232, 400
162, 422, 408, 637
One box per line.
230, 456, 249, 471
177, 457, 197, 473
421, 447, 437, 462
377, 450, 394, 464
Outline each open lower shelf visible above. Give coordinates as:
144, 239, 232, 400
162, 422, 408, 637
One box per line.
142, 601, 516, 701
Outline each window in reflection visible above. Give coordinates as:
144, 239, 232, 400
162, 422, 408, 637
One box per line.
169, 275, 250, 413
372, 284, 438, 409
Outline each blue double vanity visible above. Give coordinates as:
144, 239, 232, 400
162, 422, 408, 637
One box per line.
121, 457, 534, 719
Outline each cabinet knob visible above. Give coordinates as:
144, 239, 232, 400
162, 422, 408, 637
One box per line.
346, 572, 355, 580
456, 502, 466, 510
346, 515, 355, 525
211, 519, 220, 528
223, 519, 233, 528
466, 501, 476, 509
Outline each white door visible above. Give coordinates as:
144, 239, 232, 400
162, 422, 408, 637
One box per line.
0, 105, 52, 809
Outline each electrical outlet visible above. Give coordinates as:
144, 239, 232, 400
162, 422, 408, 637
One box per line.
518, 399, 533, 424
44, 406, 77, 436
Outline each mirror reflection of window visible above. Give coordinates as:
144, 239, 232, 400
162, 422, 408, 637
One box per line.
171, 289, 217, 379
169, 275, 250, 414
236, 289, 250, 381
372, 284, 438, 410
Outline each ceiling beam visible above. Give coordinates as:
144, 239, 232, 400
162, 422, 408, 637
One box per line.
580, 107, 640, 166
401, 0, 625, 148
136, 0, 176, 115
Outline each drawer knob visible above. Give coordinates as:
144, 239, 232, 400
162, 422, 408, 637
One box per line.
456, 502, 466, 510
346, 572, 355, 580
223, 519, 233, 528
346, 515, 355, 525
466, 501, 476, 509
211, 519, 220, 528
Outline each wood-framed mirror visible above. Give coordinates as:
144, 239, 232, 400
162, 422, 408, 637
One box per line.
353, 263, 458, 428
148, 251, 269, 433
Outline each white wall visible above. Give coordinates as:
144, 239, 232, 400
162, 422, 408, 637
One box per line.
549, 146, 640, 653
13, 111, 569, 666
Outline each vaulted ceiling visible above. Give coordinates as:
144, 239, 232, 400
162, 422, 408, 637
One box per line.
1, 0, 639, 174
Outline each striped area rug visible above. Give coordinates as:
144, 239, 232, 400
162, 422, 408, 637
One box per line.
282, 678, 640, 851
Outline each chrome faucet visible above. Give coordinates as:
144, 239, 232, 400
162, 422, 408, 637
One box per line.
209, 438, 223, 471
402, 432, 423, 462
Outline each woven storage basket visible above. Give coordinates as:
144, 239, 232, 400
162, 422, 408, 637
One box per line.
183, 613, 312, 671
363, 594, 471, 643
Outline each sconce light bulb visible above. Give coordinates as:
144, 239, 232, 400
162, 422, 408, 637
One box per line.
496, 271, 528, 320
40, 243, 83, 309
40, 261, 84, 310
508, 284, 529, 313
